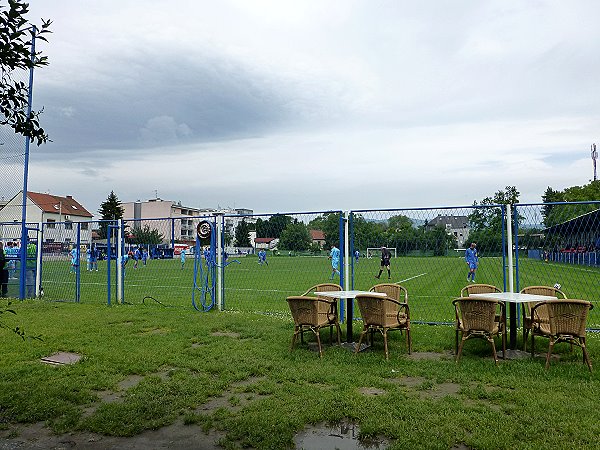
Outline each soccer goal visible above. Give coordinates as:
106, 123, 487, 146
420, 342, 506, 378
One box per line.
366, 248, 397, 259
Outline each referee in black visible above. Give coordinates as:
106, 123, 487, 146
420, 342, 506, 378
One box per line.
375, 246, 392, 279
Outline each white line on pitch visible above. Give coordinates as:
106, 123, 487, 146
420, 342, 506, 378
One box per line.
397, 273, 427, 283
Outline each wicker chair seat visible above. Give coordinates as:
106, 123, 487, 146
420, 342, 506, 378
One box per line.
521, 286, 566, 351
287, 295, 341, 357
530, 299, 593, 371
453, 297, 506, 365
355, 285, 411, 359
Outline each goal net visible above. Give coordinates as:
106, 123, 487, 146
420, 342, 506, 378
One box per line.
365, 248, 397, 259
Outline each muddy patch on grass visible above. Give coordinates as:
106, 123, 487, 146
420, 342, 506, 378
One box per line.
388, 376, 461, 400
118, 374, 145, 390
358, 387, 387, 396
406, 351, 454, 361
295, 418, 390, 450
211, 331, 241, 338
194, 376, 269, 414
0, 420, 226, 450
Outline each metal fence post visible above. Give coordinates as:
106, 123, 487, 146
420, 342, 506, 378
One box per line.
506, 204, 514, 293
216, 214, 223, 311
117, 219, 123, 304
36, 222, 42, 297
75, 222, 81, 302
343, 211, 350, 291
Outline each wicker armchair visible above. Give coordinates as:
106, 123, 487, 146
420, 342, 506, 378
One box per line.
354, 288, 411, 359
530, 299, 593, 371
460, 283, 501, 297
453, 297, 506, 365
301, 283, 342, 343
456, 284, 502, 353
302, 283, 342, 296
286, 296, 341, 358
520, 286, 566, 351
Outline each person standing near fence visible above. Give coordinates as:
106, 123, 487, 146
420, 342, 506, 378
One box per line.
86, 247, 92, 271
180, 247, 186, 269
90, 245, 99, 271
0, 242, 8, 298
5, 242, 17, 279
465, 242, 479, 282
329, 244, 340, 279
25, 241, 37, 298
69, 245, 78, 274
375, 246, 391, 279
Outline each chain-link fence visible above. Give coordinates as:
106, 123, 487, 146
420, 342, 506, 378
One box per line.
350, 206, 507, 324
515, 202, 600, 328
120, 216, 214, 307
221, 211, 344, 313
3, 202, 599, 329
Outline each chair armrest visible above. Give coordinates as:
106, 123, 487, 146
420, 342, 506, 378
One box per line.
396, 302, 410, 322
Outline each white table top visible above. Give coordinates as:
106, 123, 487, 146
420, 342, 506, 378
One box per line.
314, 290, 387, 299
468, 292, 556, 303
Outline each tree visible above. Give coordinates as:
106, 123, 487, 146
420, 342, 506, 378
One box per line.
541, 180, 600, 227
468, 186, 520, 254
98, 191, 124, 239
1, 0, 51, 145
234, 219, 252, 247
129, 224, 164, 245
223, 229, 233, 247
279, 222, 311, 251
255, 215, 293, 239
308, 213, 341, 248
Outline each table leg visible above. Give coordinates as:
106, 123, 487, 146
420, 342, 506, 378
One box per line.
509, 303, 517, 350
346, 297, 353, 343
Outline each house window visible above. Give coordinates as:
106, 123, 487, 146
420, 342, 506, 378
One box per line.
47, 219, 56, 229
81, 222, 89, 230
65, 221, 73, 230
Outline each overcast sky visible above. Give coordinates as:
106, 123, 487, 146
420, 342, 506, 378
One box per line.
18, 0, 600, 216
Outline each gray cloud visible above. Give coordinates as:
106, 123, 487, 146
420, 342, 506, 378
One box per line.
33, 50, 310, 158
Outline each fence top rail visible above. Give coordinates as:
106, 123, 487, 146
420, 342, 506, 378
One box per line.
222, 210, 343, 219
123, 215, 216, 222
515, 201, 600, 207
350, 204, 506, 214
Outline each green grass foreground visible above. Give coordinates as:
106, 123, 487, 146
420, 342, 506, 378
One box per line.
1, 300, 600, 449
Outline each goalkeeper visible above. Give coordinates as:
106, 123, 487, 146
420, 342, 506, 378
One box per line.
374, 246, 392, 279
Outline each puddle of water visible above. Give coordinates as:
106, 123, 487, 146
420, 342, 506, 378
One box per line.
294, 419, 389, 450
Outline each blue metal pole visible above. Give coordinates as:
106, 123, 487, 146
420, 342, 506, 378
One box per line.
107, 224, 112, 306
19, 27, 37, 300
75, 223, 81, 302
220, 215, 225, 310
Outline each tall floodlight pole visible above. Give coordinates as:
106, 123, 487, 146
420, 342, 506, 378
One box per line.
592, 143, 598, 182
19, 26, 37, 299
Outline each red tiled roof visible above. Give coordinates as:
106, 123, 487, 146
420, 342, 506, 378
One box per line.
310, 230, 325, 240
27, 191, 93, 218
254, 237, 276, 243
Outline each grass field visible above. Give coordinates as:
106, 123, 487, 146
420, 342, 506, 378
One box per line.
1, 300, 600, 449
23, 253, 600, 329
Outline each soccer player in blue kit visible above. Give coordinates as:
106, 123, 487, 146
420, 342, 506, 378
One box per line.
329, 245, 340, 279
465, 242, 479, 282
